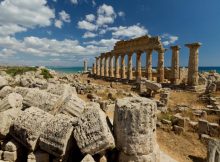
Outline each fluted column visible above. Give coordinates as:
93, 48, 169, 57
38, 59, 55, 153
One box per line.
121, 54, 126, 79
104, 55, 109, 77
115, 55, 120, 79
95, 57, 100, 76
185, 42, 201, 86
146, 49, 153, 80
171, 45, 181, 84
100, 56, 104, 77
157, 48, 165, 83
109, 54, 114, 77
136, 51, 142, 82
127, 53, 133, 80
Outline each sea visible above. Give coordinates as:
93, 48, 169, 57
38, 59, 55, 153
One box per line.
47, 66, 220, 74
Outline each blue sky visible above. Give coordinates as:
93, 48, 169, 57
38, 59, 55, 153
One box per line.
0, 0, 219, 67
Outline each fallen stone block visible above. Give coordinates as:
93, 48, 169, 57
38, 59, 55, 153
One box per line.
208, 123, 220, 137
207, 139, 220, 162
47, 84, 76, 96
0, 76, 8, 89
0, 93, 23, 112
198, 119, 209, 135
144, 80, 162, 92
0, 86, 13, 99
39, 114, 75, 159
27, 151, 50, 162
114, 97, 157, 156
74, 102, 115, 155
3, 151, 17, 162
2, 140, 20, 152
81, 154, 95, 162
10, 107, 53, 151
14, 87, 32, 98
0, 108, 22, 138
173, 125, 184, 135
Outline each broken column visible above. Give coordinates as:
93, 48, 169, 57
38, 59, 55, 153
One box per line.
74, 102, 115, 155
115, 54, 120, 79
109, 53, 114, 78
121, 54, 126, 79
136, 51, 142, 82
39, 114, 75, 160
127, 53, 133, 81
146, 49, 153, 81
114, 97, 159, 162
10, 107, 53, 151
170, 45, 180, 84
96, 57, 100, 76
157, 48, 165, 83
185, 42, 201, 86
84, 60, 88, 72
100, 55, 105, 77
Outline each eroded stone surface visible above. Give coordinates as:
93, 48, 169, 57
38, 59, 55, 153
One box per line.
207, 139, 220, 162
0, 86, 13, 99
81, 154, 95, 162
10, 107, 53, 151
74, 102, 115, 155
0, 93, 23, 112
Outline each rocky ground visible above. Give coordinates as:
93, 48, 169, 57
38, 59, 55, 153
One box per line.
0, 66, 219, 162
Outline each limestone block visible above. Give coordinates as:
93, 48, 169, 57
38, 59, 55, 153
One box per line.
114, 97, 157, 155
23, 89, 59, 112
2, 140, 20, 152
207, 139, 220, 162
3, 151, 17, 162
81, 154, 95, 162
10, 107, 53, 151
209, 123, 220, 137
0, 76, 8, 89
74, 102, 115, 155
14, 87, 32, 98
47, 84, 76, 96
198, 119, 209, 135
28, 151, 50, 162
0, 93, 23, 112
145, 80, 162, 91
0, 86, 13, 99
173, 125, 184, 135
39, 114, 75, 158
59, 94, 85, 118
119, 151, 159, 162
0, 108, 22, 138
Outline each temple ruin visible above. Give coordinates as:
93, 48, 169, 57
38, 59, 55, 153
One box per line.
92, 35, 202, 88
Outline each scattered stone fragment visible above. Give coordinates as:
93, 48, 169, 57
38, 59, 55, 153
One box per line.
173, 125, 184, 135
3, 151, 17, 162
47, 84, 76, 96
81, 154, 95, 162
10, 107, 53, 151
14, 87, 32, 98
39, 114, 75, 159
198, 119, 209, 135
208, 122, 220, 137
2, 140, 20, 152
74, 102, 115, 155
0, 76, 8, 89
0, 93, 23, 112
0, 86, 13, 99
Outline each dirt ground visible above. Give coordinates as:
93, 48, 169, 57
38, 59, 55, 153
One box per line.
77, 74, 219, 162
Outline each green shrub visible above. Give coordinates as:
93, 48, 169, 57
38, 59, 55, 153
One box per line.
40, 68, 53, 79
5, 66, 37, 76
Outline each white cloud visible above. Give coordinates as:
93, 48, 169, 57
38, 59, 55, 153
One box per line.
83, 32, 97, 38
96, 4, 116, 26
161, 33, 179, 46
0, 24, 27, 36
86, 14, 95, 22
59, 10, 71, 23
77, 20, 97, 31
111, 24, 148, 38
84, 38, 119, 48
54, 20, 63, 29
118, 11, 125, 17
70, 0, 78, 5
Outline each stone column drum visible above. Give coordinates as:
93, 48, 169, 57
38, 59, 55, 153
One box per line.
95, 57, 100, 76
136, 51, 142, 82
104, 55, 109, 77
121, 54, 126, 79
84, 60, 88, 72
115, 55, 120, 79
185, 42, 201, 86
157, 49, 165, 83
114, 97, 160, 162
146, 49, 153, 80
171, 45, 180, 84
127, 53, 133, 81
109, 54, 114, 77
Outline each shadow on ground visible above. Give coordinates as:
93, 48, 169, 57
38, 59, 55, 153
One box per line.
189, 155, 206, 162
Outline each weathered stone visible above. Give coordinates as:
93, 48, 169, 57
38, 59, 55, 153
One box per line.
198, 119, 209, 135
209, 123, 220, 137
0, 76, 8, 89
144, 79, 162, 92
10, 107, 53, 151
0, 86, 13, 99
47, 84, 76, 96
114, 97, 158, 160
74, 102, 115, 155
28, 151, 50, 162
0, 108, 22, 138
23, 89, 59, 112
207, 139, 220, 162
3, 151, 17, 162
0, 93, 23, 112
59, 94, 85, 118
81, 154, 95, 162
173, 125, 184, 135
14, 87, 32, 98
2, 140, 20, 152
39, 114, 75, 158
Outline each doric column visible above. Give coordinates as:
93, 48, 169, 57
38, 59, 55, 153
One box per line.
84, 60, 88, 72
95, 57, 100, 76
115, 55, 120, 79
171, 45, 181, 84
185, 42, 201, 86
104, 55, 109, 77
100, 56, 104, 77
92, 63, 96, 74
127, 53, 133, 80
157, 48, 166, 83
146, 49, 153, 80
121, 54, 126, 79
136, 51, 142, 82
109, 54, 114, 77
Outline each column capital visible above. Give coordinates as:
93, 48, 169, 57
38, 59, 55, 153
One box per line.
170, 45, 181, 50
185, 42, 202, 49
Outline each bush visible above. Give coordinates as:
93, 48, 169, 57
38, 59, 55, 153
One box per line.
5, 66, 37, 76
40, 68, 53, 79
